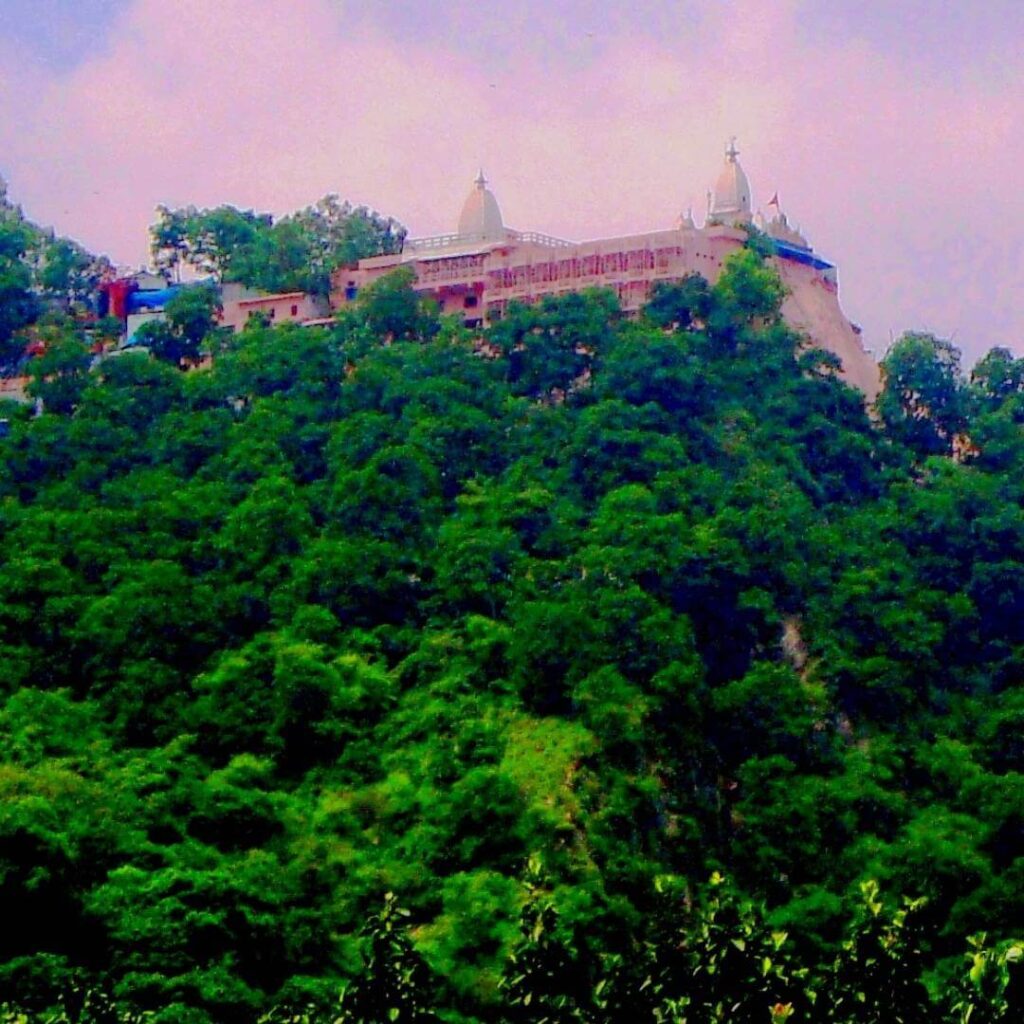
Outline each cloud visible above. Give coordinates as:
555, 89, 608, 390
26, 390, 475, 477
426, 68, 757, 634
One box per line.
0, 0, 1020, 361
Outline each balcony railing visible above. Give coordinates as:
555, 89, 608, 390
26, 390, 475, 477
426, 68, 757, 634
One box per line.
512, 231, 575, 249
403, 228, 575, 255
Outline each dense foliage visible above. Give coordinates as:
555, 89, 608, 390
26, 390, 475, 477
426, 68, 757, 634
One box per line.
2, 251, 1024, 1022
149, 197, 406, 296
0, 178, 105, 367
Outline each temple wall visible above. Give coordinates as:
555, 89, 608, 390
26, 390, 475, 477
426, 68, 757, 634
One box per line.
220, 291, 328, 332
774, 257, 881, 402
329, 225, 880, 399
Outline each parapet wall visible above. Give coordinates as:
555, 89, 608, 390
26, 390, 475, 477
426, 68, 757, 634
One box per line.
331, 225, 881, 400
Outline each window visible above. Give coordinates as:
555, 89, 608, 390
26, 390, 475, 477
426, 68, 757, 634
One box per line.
290, 304, 298, 316
268, 307, 276, 318
464, 295, 478, 309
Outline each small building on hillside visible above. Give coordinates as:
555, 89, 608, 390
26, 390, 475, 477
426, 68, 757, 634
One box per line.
0, 376, 30, 405
131, 270, 169, 292
125, 310, 168, 345
329, 142, 881, 400
114, 277, 329, 344
218, 286, 329, 332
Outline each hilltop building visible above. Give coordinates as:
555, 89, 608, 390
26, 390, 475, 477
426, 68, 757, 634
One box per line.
88, 142, 879, 400
97, 273, 329, 346
217, 284, 329, 332
330, 142, 881, 399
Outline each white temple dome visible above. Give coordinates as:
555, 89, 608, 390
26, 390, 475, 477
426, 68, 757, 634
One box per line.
458, 170, 505, 239
710, 139, 752, 222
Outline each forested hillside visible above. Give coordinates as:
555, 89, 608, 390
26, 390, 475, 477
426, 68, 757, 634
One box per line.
2, 248, 1024, 1022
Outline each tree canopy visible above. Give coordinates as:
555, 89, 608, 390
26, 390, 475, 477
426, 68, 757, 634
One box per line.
150, 196, 406, 296
1, 248, 1024, 1022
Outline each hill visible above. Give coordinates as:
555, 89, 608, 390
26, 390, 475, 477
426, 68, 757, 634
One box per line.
2, 247, 1024, 1022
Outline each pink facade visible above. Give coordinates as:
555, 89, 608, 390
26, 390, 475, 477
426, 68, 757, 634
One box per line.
332, 226, 744, 324
219, 288, 329, 333
330, 226, 879, 400
0, 376, 30, 404
328, 155, 881, 400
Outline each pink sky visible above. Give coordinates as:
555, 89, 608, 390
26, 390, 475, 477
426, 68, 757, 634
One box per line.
0, 0, 1021, 363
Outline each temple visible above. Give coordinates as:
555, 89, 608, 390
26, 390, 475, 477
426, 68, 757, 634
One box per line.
330, 142, 881, 399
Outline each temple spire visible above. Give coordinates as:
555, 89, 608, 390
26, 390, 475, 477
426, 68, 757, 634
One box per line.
458, 169, 504, 238
710, 138, 752, 223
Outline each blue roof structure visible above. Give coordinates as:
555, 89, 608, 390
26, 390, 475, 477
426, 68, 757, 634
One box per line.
126, 286, 184, 313
772, 238, 834, 272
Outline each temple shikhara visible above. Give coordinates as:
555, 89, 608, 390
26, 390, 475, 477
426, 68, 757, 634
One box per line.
330, 141, 881, 398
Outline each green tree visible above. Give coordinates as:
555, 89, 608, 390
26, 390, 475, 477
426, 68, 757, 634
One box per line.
183, 205, 270, 280
821, 881, 932, 1024
165, 285, 221, 356
134, 286, 221, 365
150, 204, 192, 281
0, 219, 40, 366
39, 238, 94, 301
149, 198, 405, 295
500, 862, 594, 1023
644, 273, 712, 331
355, 266, 437, 342
660, 873, 801, 1024
946, 934, 1024, 1024
26, 329, 92, 414
707, 247, 786, 347
970, 347, 1024, 413
492, 289, 618, 399
878, 332, 967, 458
338, 894, 438, 1024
